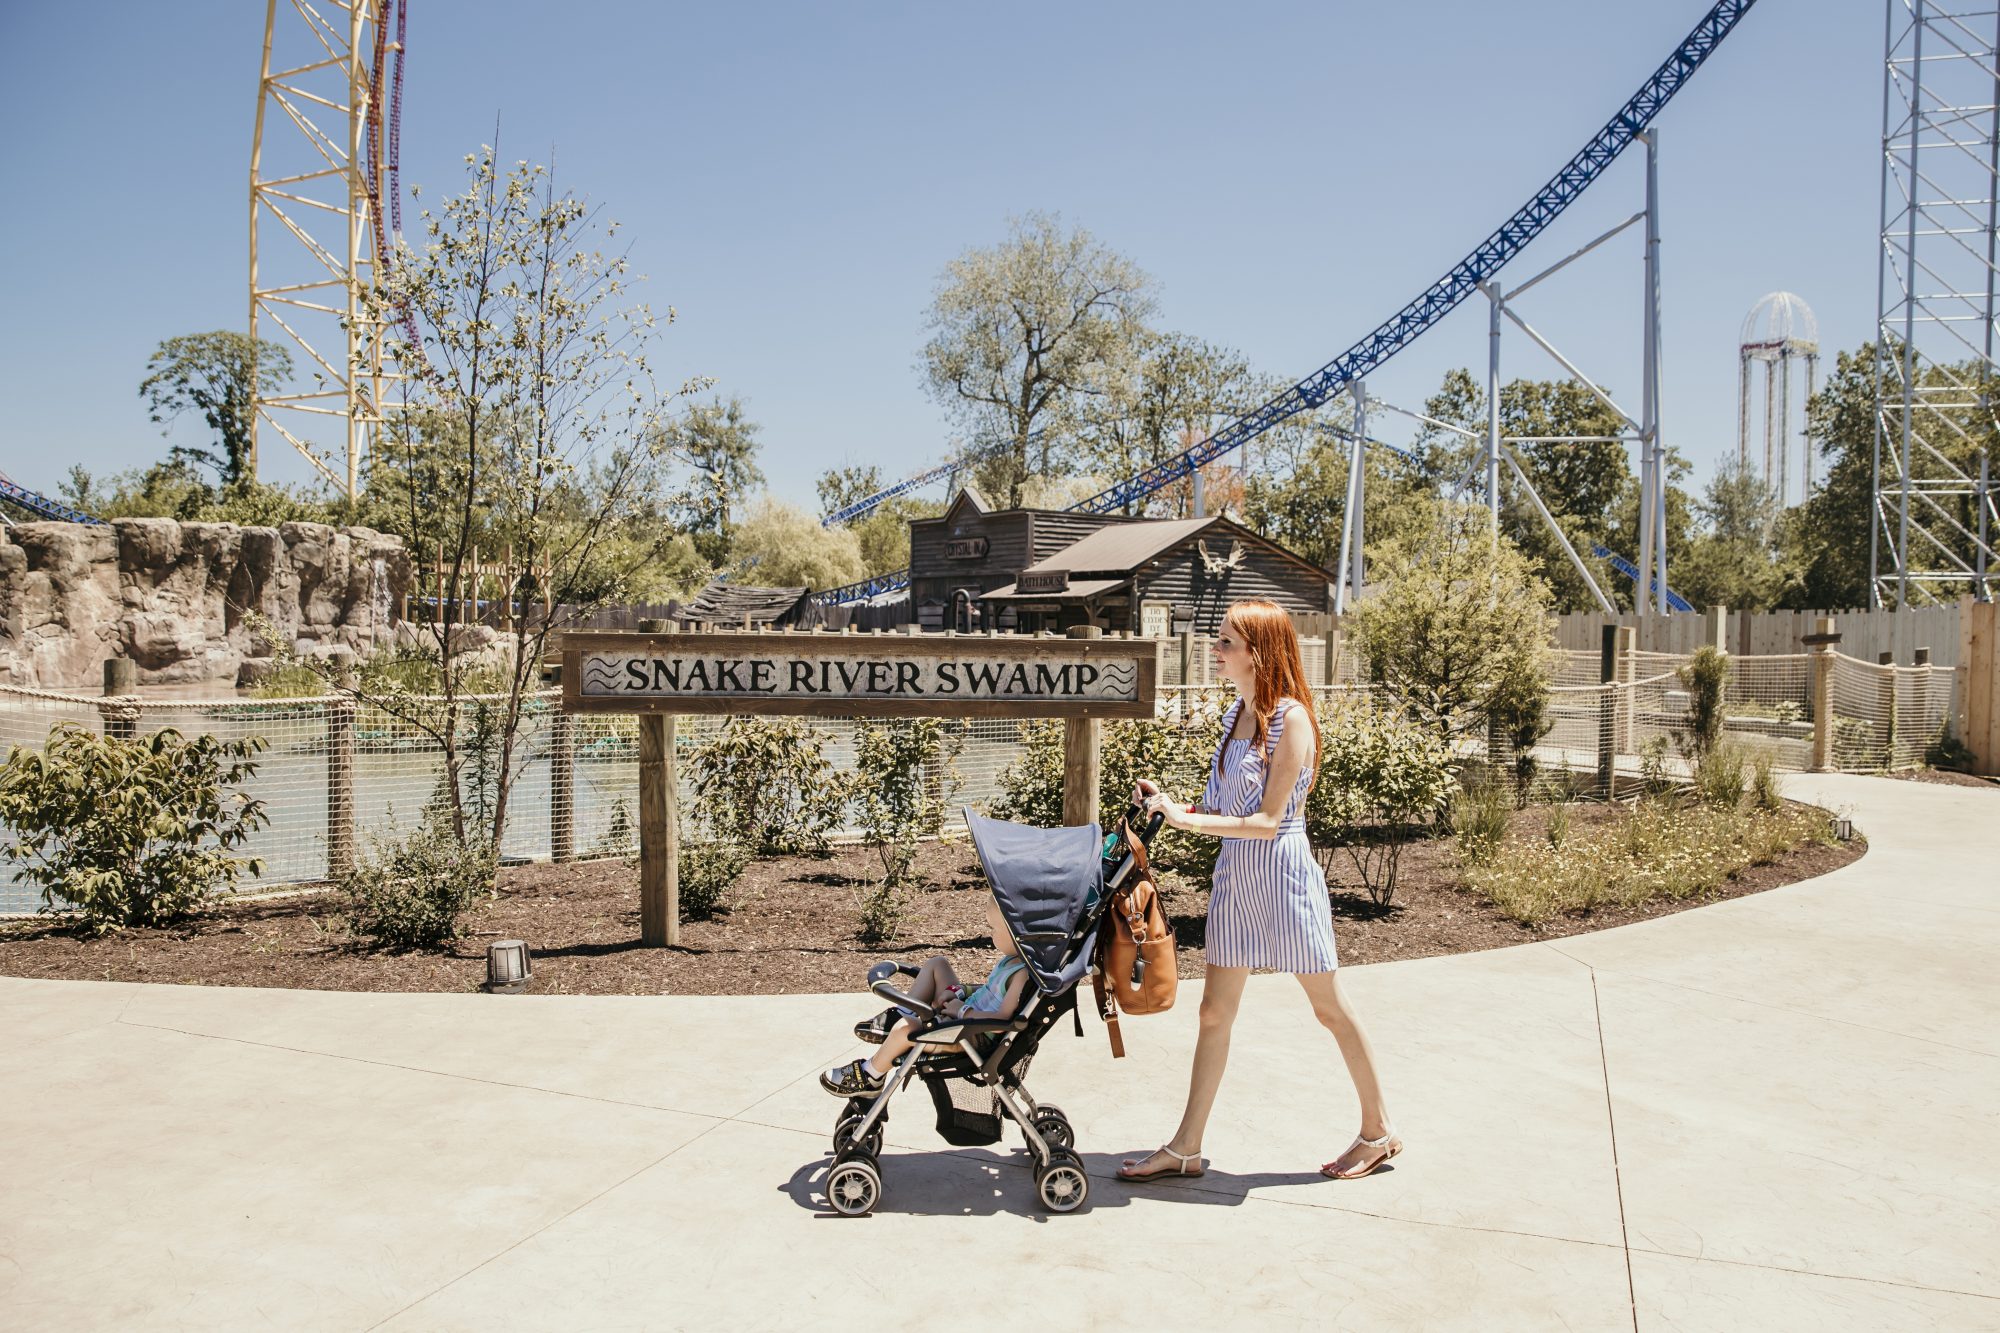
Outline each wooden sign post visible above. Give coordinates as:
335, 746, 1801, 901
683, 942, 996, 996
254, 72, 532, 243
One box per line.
559, 628, 1157, 947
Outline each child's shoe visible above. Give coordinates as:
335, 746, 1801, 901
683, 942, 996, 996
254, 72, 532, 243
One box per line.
820, 1059, 885, 1097
853, 1006, 905, 1045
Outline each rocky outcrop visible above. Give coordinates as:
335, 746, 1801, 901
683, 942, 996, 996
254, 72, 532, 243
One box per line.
0, 520, 410, 689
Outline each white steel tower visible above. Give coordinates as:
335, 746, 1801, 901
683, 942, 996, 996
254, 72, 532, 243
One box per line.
1738, 292, 1819, 508
1874, 0, 2000, 606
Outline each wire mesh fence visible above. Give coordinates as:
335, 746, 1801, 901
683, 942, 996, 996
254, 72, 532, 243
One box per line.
0, 642, 1972, 914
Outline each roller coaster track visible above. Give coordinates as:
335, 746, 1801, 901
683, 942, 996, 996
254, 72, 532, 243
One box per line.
816, 0, 1756, 605
0, 471, 102, 525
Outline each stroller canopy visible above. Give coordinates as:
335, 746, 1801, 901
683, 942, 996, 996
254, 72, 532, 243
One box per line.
961, 808, 1102, 994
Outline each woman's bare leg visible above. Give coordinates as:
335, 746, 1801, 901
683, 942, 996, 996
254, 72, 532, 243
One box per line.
1118, 965, 1250, 1177
1296, 970, 1395, 1172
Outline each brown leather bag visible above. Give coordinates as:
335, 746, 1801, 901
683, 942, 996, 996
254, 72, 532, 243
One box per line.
1093, 821, 1178, 1058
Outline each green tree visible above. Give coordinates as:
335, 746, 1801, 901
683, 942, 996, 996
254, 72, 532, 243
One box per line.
1350, 502, 1556, 743
1071, 331, 1254, 516
138, 331, 294, 487
815, 463, 944, 577
660, 395, 766, 565
358, 145, 703, 855
729, 495, 867, 589
1673, 458, 1798, 611
922, 212, 1155, 506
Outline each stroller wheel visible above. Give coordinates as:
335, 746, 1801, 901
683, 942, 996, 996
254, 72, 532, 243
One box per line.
826, 1157, 882, 1217
1034, 1151, 1090, 1214
1031, 1107, 1074, 1153
833, 1114, 883, 1161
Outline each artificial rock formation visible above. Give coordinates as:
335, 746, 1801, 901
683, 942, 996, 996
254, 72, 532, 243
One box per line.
0, 519, 410, 689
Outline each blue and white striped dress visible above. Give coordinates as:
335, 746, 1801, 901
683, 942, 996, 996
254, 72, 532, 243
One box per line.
1201, 697, 1339, 973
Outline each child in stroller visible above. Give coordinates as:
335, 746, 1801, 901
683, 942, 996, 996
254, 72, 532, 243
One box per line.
817, 803, 1160, 1218
821, 892, 1030, 1098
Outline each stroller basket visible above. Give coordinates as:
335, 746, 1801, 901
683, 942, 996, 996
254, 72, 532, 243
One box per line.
922, 1069, 1003, 1146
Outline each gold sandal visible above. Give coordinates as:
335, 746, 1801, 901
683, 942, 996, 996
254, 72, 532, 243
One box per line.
1118, 1144, 1205, 1181
1321, 1129, 1402, 1180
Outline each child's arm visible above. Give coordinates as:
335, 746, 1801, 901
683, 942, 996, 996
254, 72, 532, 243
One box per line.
958, 969, 1030, 1022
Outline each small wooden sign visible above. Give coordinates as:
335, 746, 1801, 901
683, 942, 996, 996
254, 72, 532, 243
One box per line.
559, 630, 1157, 719
1017, 569, 1070, 595
944, 537, 989, 559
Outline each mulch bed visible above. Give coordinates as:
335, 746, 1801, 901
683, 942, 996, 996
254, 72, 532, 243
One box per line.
0, 803, 1865, 996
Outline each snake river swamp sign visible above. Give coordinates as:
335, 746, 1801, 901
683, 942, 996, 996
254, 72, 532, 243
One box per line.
559, 630, 1158, 719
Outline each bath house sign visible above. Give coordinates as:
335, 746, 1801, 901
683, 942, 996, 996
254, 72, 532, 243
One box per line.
559, 630, 1158, 719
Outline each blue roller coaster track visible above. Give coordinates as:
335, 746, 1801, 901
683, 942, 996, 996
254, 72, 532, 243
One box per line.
0, 472, 103, 525
816, 0, 1755, 605
1592, 544, 1694, 613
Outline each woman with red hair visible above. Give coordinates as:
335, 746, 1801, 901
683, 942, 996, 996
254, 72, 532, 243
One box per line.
1118, 598, 1400, 1183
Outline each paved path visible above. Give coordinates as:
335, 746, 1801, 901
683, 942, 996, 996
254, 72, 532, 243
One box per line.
1, 775, 1994, 1331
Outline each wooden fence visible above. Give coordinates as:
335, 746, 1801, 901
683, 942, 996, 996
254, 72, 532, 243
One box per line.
1553, 604, 1966, 666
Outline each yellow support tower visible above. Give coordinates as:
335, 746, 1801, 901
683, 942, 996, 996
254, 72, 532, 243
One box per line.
248, 0, 404, 499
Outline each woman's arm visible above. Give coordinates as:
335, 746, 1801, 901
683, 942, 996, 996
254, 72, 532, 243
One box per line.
1148, 703, 1312, 841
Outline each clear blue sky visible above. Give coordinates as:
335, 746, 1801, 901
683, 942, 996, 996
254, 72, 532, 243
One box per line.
0, 0, 1881, 513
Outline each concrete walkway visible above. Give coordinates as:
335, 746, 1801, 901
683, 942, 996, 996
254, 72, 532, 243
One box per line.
1, 775, 1994, 1331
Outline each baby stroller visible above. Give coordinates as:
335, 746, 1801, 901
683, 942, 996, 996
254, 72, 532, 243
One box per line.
821, 803, 1163, 1217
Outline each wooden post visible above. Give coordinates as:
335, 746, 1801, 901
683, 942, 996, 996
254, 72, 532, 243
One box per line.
327, 680, 357, 879
1704, 603, 1728, 655
99, 659, 139, 742
1877, 651, 1899, 768
1062, 626, 1103, 828
1961, 596, 1999, 775
1806, 616, 1842, 772
1323, 619, 1343, 688
1596, 625, 1630, 796
550, 670, 576, 865
636, 618, 679, 945
1178, 629, 1196, 688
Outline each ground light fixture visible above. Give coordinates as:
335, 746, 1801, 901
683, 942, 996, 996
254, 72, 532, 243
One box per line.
1832, 816, 1856, 842
485, 940, 533, 993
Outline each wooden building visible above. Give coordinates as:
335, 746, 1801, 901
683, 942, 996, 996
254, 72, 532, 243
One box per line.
906, 489, 1334, 635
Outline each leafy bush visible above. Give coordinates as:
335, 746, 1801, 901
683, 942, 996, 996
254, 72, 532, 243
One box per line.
1925, 724, 1976, 772
678, 837, 749, 921
1637, 735, 1673, 797
1462, 797, 1836, 925
0, 724, 267, 935
686, 716, 849, 855
1347, 503, 1556, 742
341, 816, 497, 949
992, 703, 1221, 878
1307, 700, 1457, 905
1832, 715, 1879, 770
1488, 666, 1553, 807
857, 717, 960, 876
1447, 778, 1511, 866
1543, 801, 1572, 849
1676, 646, 1730, 761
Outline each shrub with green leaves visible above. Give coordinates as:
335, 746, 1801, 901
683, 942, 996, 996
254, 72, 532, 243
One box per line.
1307, 700, 1457, 905
992, 701, 1222, 878
341, 815, 497, 949
1692, 743, 1748, 809
678, 837, 749, 921
686, 716, 849, 855
1676, 646, 1730, 762
851, 718, 963, 943
0, 723, 267, 935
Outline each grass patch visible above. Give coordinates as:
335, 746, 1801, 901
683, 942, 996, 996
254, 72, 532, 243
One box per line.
1461, 797, 1837, 925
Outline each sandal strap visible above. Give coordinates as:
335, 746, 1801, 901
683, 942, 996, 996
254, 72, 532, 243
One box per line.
1354, 1129, 1395, 1150
1157, 1144, 1200, 1166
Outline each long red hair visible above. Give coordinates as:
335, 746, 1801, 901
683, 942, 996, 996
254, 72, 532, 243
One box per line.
1224, 599, 1321, 789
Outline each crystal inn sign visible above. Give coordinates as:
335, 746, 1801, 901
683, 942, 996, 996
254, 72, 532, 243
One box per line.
562, 629, 1157, 719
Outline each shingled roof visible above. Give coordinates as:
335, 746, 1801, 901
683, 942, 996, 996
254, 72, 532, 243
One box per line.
678, 580, 810, 627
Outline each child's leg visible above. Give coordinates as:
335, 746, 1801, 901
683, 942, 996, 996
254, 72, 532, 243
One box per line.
905, 956, 960, 1004
867, 1018, 920, 1076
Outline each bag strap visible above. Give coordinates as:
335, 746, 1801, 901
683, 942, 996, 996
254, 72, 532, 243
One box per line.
1092, 966, 1126, 1059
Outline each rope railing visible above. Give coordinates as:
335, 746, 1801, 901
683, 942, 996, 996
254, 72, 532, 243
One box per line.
0, 643, 1967, 913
